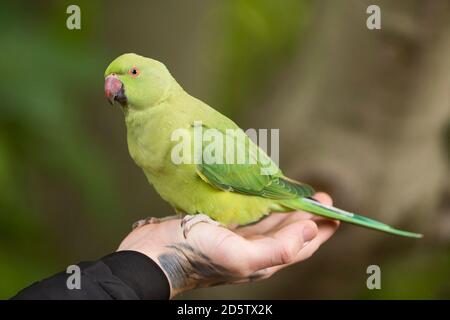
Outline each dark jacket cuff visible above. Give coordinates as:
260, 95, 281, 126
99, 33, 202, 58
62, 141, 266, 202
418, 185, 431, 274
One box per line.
101, 250, 170, 300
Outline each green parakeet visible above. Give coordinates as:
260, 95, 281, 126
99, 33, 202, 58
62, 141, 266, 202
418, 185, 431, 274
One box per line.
104, 53, 422, 238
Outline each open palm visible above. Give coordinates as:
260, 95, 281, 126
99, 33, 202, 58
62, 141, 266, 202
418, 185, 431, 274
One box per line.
118, 192, 339, 297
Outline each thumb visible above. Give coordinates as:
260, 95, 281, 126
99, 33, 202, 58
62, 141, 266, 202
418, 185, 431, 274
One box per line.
244, 219, 318, 272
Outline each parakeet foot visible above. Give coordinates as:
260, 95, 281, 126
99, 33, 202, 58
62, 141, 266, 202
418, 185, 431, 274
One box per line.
181, 214, 222, 238
132, 215, 180, 229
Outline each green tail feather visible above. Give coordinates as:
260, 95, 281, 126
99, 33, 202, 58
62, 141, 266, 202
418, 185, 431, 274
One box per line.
291, 198, 422, 238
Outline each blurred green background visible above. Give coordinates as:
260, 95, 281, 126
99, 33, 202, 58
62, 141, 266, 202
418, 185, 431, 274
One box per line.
1, 0, 449, 299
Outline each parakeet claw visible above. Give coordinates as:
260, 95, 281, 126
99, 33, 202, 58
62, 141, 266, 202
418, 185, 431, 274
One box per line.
181, 214, 222, 238
132, 215, 180, 230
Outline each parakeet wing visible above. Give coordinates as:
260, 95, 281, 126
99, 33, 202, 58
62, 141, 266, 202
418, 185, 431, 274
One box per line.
195, 126, 314, 199
195, 125, 422, 238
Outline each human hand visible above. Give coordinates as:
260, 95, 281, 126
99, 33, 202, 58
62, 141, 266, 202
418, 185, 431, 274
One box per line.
117, 192, 340, 298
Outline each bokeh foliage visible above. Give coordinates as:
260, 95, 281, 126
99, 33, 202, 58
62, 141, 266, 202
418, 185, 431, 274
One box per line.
0, 1, 123, 297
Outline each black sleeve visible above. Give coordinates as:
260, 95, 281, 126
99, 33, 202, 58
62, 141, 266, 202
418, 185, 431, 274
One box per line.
11, 251, 170, 300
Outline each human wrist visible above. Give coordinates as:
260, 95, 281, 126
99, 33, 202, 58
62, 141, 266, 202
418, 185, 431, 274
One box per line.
117, 223, 194, 298
102, 250, 170, 299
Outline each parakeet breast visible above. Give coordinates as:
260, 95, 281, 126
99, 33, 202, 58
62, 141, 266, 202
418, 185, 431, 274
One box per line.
147, 163, 278, 226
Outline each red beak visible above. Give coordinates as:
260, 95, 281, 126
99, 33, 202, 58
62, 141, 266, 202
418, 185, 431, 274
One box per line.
105, 74, 126, 106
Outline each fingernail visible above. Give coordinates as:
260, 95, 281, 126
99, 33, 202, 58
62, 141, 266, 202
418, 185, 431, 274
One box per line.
303, 226, 316, 242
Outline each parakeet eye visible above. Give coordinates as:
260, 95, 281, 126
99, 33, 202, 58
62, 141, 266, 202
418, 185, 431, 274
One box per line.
128, 67, 140, 77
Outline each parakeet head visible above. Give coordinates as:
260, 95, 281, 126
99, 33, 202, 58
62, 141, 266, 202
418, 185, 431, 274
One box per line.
104, 53, 175, 110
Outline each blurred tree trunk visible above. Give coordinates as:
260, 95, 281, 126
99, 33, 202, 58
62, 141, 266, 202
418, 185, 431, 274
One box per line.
252, 0, 450, 298
186, 0, 450, 299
